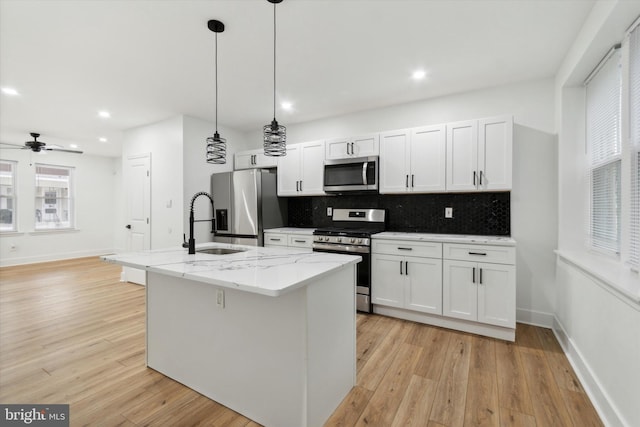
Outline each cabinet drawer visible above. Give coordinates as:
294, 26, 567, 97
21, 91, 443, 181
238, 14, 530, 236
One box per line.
372, 240, 442, 258
288, 235, 313, 249
443, 243, 515, 264
264, 233, 287, 247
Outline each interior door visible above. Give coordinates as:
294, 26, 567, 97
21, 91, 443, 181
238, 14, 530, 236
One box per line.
124, 154, 151, 285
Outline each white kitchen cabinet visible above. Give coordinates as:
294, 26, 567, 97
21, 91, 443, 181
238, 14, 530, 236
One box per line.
371, 240, 443, 315
277, 140, 325, 196
263, 229, 314, 252
446, 115, 512, 192
442, 243, 515, 328
325, 133, 379, 159
234, 149, 277, 170
379, 125, 446, 194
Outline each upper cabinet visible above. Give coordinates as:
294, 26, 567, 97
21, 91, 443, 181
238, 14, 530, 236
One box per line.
325, 133, 379, 159
379, 124, 446, 194
234, 148, 278, 170
446, 115, 512, 192
277, 140, 326, 196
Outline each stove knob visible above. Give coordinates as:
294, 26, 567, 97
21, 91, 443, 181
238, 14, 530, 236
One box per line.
358, 238, 364, 244
350, 238, 355, 243
337, 237, 342, 243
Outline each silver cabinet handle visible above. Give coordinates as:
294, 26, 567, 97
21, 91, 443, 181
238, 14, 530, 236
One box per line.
299, 180, 303, 191
351, 142, 355, 155
479, 268, 483, 284
400, 260, 403, 275
296, 181, 299, 191
472, 267, 476, 283
411, 174, 414, 187
270, 238, 281, 241
294, 239, 306, 243
397, 247, 413, 251
406, 175, 409, 188
479, 171, 483, 186
405, 261, 409, 275
473, 171, 477, 186
346, 142, 351, 155
468, 251, 487, 256
362, 162, 368, 185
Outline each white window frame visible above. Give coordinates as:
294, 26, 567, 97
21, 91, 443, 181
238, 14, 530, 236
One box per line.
627, 19, 640, 270
34, 163, 75, 231
0, 159, 17, 232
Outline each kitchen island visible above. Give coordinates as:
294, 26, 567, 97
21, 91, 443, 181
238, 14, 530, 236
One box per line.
102, 243, 360, 427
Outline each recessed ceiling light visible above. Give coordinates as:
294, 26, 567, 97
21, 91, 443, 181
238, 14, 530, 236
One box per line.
1, 87, 19, 96
69, 144, 79, 149
99, 137, 108, 143
98, 110, 111, 118
281, 101, 293, 111
412, 70, 427, 80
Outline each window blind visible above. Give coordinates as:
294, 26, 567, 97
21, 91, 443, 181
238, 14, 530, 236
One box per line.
586, 48, 622, 254
629, 24, 640, 268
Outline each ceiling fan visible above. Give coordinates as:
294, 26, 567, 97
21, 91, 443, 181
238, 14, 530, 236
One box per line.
0, 132, 83, 154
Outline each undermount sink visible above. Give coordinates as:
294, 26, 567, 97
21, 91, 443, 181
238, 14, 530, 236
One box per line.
196, 248, 247, 255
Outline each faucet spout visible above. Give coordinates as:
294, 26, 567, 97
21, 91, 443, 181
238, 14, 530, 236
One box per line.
187, 191, 214, 254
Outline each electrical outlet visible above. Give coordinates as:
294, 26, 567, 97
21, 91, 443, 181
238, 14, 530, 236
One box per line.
9, 243, 17, 252
216, 289, 225, 308
327, 207, 333, 216
445, 207, 453, 218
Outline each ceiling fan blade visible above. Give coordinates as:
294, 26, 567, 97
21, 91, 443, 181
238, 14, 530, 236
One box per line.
44, 147, 84, 154
0, 142, 28, 149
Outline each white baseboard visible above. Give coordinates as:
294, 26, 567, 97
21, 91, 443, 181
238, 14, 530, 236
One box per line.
516, 307, 554, 328
0, 248, 116, 267
552, 317, 627, 427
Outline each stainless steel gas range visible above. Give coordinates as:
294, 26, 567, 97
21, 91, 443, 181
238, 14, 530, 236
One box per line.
312, 208, 386, 313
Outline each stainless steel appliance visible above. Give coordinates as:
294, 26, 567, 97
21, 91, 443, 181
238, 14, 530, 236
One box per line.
211, 169, 287, 246
312, 208, 385, 313
323, 156, 378, 193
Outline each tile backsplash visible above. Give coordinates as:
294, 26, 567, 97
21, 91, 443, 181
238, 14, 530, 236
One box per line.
287, 192, 510, 236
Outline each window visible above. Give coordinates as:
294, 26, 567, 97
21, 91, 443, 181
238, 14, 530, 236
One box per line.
586, 48, 622, 255
0, 160, 17, 232
35, 164, 75, 230
629, 23, 640, 268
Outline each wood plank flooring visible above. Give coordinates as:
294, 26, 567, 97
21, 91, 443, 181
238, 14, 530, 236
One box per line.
0, 257, 602, 426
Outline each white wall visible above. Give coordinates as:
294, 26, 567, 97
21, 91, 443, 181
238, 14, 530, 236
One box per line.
554, 1, 640, 426
249, 77, 559, 325
0, 149, 119, 266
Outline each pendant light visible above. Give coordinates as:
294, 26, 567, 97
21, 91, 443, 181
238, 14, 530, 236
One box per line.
263, 0, 286, 157
206, 19, 227, 164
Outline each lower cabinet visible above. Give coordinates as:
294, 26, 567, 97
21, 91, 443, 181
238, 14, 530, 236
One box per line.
264, 231, 314, 252
442, 259, 515, 328
372, 237, 516, 340
372, 254, 442, 314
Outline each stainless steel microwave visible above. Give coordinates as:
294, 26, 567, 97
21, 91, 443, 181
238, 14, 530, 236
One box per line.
323, 156, 378, 193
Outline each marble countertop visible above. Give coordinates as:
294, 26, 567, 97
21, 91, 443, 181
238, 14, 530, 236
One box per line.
102, 243, 360, 297
373, 232, 516, 246
264, 227, 316, 235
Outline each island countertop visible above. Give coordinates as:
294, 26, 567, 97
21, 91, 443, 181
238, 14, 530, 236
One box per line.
102, 243, 361, 297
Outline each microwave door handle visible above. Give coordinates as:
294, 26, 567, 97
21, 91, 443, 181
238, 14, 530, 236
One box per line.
362, 162, 368, 185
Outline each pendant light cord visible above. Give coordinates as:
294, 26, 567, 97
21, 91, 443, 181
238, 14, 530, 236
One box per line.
273, 1, 276, 120
215, 31, 219, 133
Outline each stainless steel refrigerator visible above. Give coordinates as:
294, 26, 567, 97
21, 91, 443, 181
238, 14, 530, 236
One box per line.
211, 169, 287, 246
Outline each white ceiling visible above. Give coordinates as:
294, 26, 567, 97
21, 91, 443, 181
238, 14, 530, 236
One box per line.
0, 0, 595, 157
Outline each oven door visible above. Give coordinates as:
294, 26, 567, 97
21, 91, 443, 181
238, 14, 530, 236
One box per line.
323, 156, 378, 193
312, 244, 371, 313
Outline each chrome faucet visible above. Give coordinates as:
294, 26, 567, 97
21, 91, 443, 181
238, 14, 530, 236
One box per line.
183, 191, 214, 254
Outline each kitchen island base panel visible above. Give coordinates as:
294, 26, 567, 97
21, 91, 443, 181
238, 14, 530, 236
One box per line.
373, 305, 515, 341
146, 265, 356, 427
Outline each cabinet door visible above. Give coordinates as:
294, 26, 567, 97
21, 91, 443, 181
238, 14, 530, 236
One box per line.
405, 257, 443, 315
234, 151, 254, 170
287, 234, 313, 251
477, 263, 515, 327
446, 120, 478, 192
371, 254, 404, 308
379, 129, 410, 193
254, 151, 278, 169
478, 116, 512, 191
410, 125, 446, 192
325, 137, 350, 159
352, 133, 379, 157
443, 259, 477, 321
264, 232, 288, 247
300, 140, 326, 195
277, 145, 300, 196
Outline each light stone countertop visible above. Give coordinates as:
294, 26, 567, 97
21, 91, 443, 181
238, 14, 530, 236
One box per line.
102, 243, 360, 297
373, 232, 516, 246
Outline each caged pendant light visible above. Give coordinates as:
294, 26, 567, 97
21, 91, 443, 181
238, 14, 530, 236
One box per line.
206, 19, 227, 164
263, 0, 286, 157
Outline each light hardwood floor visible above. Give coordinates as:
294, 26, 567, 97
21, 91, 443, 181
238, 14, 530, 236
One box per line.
0, 257, 602, 426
